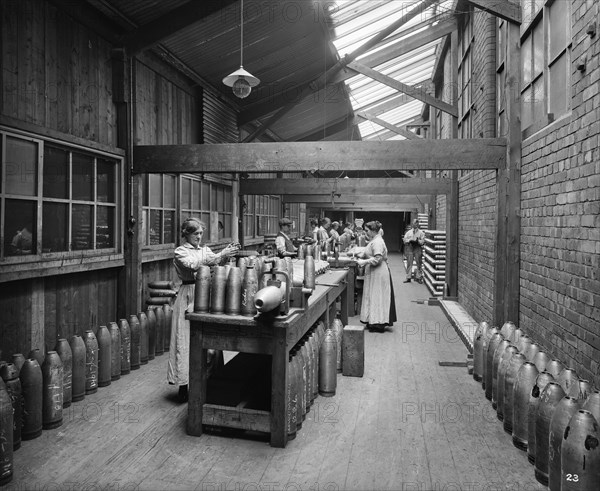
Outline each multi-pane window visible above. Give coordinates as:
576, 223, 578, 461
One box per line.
283, 202, 302, 237
520, 0, 571, 133
0, 130, 120, 260
142, 174, 177, 246
458, 8, 473, 139
180, 175, 210, 237
179, 176, 233, 242
212, 182, 232, 241
255, 195, 279, 236
242, 195, 255, 238
497, 17, 507, 138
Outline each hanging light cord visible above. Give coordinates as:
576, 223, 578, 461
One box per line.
239, 0, 244, 67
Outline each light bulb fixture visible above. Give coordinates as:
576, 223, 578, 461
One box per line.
223, 0, 259, 99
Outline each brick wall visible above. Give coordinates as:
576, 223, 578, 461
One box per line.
457, 170, 497, 323
455, 9, 498, 324
520, 0, 600, 385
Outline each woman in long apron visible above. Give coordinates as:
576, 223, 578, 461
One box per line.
355, 220, 397, 332
167, 218, 238, 402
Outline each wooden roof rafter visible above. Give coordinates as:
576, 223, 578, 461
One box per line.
349, 61, 458, 118
241, 0, 441, 143
239, 15, 456, 126
118, 0, 238, 55
356, 111, 422, 140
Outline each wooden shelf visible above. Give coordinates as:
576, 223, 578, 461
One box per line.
423, 230, 446, 297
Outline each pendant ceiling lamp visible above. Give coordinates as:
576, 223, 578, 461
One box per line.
223, 0, 259, 99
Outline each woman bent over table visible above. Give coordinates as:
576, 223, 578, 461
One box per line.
354, 220, 397, 333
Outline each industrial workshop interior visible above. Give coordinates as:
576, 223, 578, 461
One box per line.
0, 0, 599, 490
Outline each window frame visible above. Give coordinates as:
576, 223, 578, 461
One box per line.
0, 126, 123, 268
519, 0, 572, 138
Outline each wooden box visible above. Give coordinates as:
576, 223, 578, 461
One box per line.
342, 325, 364, 377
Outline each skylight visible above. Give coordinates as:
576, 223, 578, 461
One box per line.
329, 0, 454, 140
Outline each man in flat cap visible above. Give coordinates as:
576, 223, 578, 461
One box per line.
403, 218, 425, 283
275, 217, 298, 258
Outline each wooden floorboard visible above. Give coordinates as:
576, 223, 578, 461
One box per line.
8, 253, 546, 491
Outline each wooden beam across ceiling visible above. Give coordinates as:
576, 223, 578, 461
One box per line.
239, 16, 456, 126
242, 0, 440, 142
133, 138, 506, 174
349, 61, 458, 117
119, 0, 238, 55
314, 204, 420, 212
240, 177, 452, 195
282, 195, 428, 204
464, 0, 521, 24
356, 112, 422, 140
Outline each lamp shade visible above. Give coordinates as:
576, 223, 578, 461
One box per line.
222, 66, 260, 88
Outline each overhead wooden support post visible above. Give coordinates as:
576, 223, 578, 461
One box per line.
445, 31, 459, 298
112, 48, 141, 319
494, 23, 522, 326
240, 177, 453, 196
134, 139, 506, 174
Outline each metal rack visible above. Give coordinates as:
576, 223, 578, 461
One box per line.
423, 230, 446, 296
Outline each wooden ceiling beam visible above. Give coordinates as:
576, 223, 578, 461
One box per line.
240, 177, 452, 195
292, 114, 359, 143
349, 61, 458, 117
239, 16, 455, 126
133, 138, 506, 174
356, 112, 422, 140
464, 0, 521, 24
119, 0, 238, 55
282, 195, 429, 204
330, 17, 457, 85
242, 0, 440, 142
47, 0, 123, 43
312, 204, 420, 212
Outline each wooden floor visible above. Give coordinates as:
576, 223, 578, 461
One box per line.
9, 254, 546, 491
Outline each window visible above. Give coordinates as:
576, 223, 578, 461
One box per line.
141, 174, 177, 247
256, 196, 279, 236
496, 17, 507, 138
0, 130, 120, 260
177, 175, 233, 244
282, 202, 302, 237
458, 8, 474, 139
519, 0, 571, 134
243, 195, 255, 238
180, 175, 210, 236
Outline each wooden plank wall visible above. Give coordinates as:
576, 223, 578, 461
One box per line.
134, 59, 200, 146
0, 0, 116, 146
0, 270, 118, 360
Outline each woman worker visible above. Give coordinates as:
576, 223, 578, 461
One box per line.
354, 220, 397, 332
168, 217, 239, 402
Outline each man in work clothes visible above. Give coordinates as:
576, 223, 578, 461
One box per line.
275, 217, 297, 258
403, 219, 425, 283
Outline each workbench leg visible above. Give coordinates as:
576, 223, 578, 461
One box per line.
270, 328, 288, 448
346, 267, 355, 316
187, 325, 207, 437
340, 290, 349, 326
327, 299, 337, 327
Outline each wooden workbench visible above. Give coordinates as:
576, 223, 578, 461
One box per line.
186, 269, 349, 447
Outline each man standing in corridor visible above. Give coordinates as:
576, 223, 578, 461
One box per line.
403, 219, 425, 283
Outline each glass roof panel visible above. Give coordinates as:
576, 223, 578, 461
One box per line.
329, 0, 455, 140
